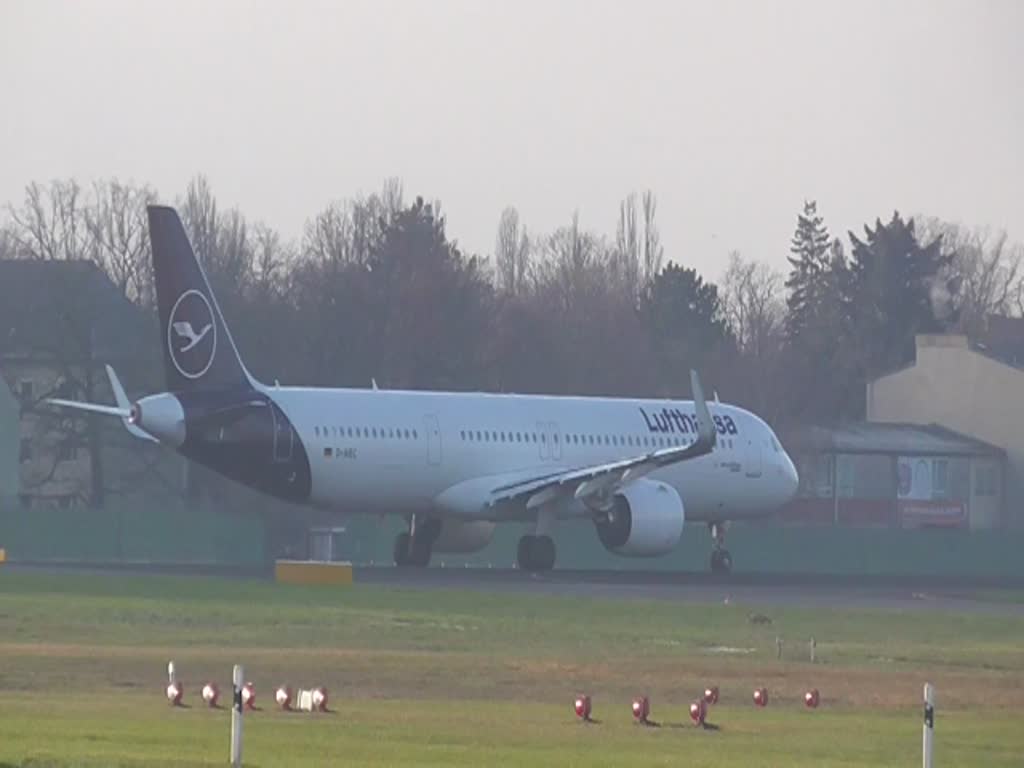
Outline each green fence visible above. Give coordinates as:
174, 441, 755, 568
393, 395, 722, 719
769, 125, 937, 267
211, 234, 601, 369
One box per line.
347, 518, 1024, 580
0, 497, 266, 566
4, 497, 1024, 581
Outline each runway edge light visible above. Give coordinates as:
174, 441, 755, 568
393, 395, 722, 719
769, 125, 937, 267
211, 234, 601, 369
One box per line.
242, 682, 256, 710
631, 696, 650, 725
275, 685, 293, 711
753, 687, 768, 707
202, 682, 220, 707
804, 688, 820, 708
689, 699, 707, 726
703, 685, 719, 705
574, 694, 592, 722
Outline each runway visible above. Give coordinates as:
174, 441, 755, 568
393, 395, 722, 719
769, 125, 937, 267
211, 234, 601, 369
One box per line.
8, 561, 1023, 616
355, 566, 1024, 616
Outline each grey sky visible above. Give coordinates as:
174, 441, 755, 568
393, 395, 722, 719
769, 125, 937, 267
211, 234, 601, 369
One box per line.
1, 0, 1021, 278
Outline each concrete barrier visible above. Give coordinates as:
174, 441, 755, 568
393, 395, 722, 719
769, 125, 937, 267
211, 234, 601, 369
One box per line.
274, 559, 353, 585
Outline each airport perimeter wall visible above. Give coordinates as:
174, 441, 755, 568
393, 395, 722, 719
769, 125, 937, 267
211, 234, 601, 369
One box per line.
0, 496, 265, 567
348, 518, 1024, 581
3, 498, 1024, 581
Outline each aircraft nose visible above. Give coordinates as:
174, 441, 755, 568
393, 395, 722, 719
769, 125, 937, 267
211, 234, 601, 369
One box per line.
781, 452, 799, 501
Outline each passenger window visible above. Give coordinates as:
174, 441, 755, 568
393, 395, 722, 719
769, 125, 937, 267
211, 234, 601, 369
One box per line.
413, 430, 418, 439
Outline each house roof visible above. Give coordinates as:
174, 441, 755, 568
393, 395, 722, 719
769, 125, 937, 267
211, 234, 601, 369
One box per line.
0, 259, 154, 364
783, 421, 1004, 458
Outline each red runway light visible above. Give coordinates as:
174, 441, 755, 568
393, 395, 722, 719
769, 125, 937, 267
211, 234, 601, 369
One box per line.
804, 688, 820, 708
241, 682, 256, 710
574, 694, 592, 721
703, 685, 719, 705
631, 696, 650, 724
275, 685, 293, 711
166, 682, 183, 706
312, 686, 329, 712
753, 687, 768, 707
689, 699, 707, 726
201, 682, 219, 707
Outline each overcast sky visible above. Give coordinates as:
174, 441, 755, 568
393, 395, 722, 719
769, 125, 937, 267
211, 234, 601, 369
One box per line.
1, 0, 1021, 277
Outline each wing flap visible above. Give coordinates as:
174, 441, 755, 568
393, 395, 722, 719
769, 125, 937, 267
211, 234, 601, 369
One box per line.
491, 370, 718, 510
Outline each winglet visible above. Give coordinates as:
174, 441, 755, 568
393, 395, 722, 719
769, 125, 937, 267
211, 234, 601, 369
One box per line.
690, 369, 717, 450
106, 365, 158, 443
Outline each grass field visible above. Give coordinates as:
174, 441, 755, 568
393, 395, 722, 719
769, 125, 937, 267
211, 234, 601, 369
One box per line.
0, 570, 1022, 766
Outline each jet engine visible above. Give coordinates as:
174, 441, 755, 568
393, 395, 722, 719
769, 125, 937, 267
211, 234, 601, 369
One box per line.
431, 520, 496, 554
594, 479, 685, 557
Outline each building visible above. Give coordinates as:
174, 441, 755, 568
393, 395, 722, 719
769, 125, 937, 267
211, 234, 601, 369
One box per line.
0, 377, 17, 497
867, 333, 1024, 528
781, 422, 1004, 530
0, 260, 157, 507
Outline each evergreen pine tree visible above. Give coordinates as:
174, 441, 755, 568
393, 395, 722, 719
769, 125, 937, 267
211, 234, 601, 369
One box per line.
784, 200, 833, 342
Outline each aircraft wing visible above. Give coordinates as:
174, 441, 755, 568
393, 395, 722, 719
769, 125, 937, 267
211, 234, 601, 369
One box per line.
486, 370, 717, 513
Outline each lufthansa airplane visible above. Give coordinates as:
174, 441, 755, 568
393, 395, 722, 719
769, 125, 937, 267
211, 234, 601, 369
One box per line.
49, 206, 798, 573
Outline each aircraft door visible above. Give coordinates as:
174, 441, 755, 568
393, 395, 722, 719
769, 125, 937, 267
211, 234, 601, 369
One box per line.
537, 421, 550, 461
745, 437, 763, 478
549, 421, 562, 460
271, 403, 293, 463
424, 414, 442, 466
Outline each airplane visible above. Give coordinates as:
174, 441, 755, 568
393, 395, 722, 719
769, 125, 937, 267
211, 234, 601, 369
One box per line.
48, 206, 799, 574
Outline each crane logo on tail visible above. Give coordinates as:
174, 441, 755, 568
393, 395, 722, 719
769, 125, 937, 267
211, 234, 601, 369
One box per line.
167, 289, 217, 379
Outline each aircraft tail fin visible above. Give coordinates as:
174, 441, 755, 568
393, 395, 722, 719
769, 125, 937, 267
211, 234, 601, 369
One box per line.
147, 205, 255, 393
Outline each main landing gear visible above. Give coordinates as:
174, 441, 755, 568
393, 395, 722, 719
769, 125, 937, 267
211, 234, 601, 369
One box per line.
709, 521, 733, 574
517, 534, 556, 573
394, 517, 440, 567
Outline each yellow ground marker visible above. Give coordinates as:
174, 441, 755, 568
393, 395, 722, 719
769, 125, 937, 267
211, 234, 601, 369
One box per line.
274, 559, 353, 585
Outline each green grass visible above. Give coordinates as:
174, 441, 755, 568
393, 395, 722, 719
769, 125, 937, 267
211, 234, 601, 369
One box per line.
0, 570, 1022, 766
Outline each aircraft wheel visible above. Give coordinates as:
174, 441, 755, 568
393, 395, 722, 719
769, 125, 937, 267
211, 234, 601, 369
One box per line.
409, 533, 433, 568
534, 535, 556, 571
393, 532, 412, 567
516, 535, 537, 571
710, 549, 733, 574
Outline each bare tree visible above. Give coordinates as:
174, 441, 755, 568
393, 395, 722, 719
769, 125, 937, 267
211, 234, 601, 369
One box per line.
611, 191, 663, 302
86, 179, 157, 306
6, 180, 90, 261
917, 217, 1024, 336
495, 206, 530, 295
720, 251, 785, 358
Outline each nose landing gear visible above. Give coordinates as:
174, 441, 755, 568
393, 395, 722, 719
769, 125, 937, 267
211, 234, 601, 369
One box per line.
708, 522, 732, 574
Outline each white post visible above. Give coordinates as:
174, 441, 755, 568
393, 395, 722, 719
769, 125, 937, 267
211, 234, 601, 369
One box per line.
923, 683, 935, 768
231, 665, 244, 767
167, 661, 177, 685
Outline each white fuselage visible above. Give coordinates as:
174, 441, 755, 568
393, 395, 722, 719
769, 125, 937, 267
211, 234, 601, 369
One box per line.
267, 387, 798, 525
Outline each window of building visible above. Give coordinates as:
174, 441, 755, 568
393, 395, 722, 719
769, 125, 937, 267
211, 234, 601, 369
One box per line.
932, 459, 949, 498
974, 462, 997, 497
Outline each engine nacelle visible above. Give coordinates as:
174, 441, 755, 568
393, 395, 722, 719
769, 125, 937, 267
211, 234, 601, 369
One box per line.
131, 393, 185, 447
430, 520, 496, 554
594, 479, 684, 557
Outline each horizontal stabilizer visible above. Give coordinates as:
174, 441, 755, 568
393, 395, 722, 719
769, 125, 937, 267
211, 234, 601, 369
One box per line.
46, 399, 130, 418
